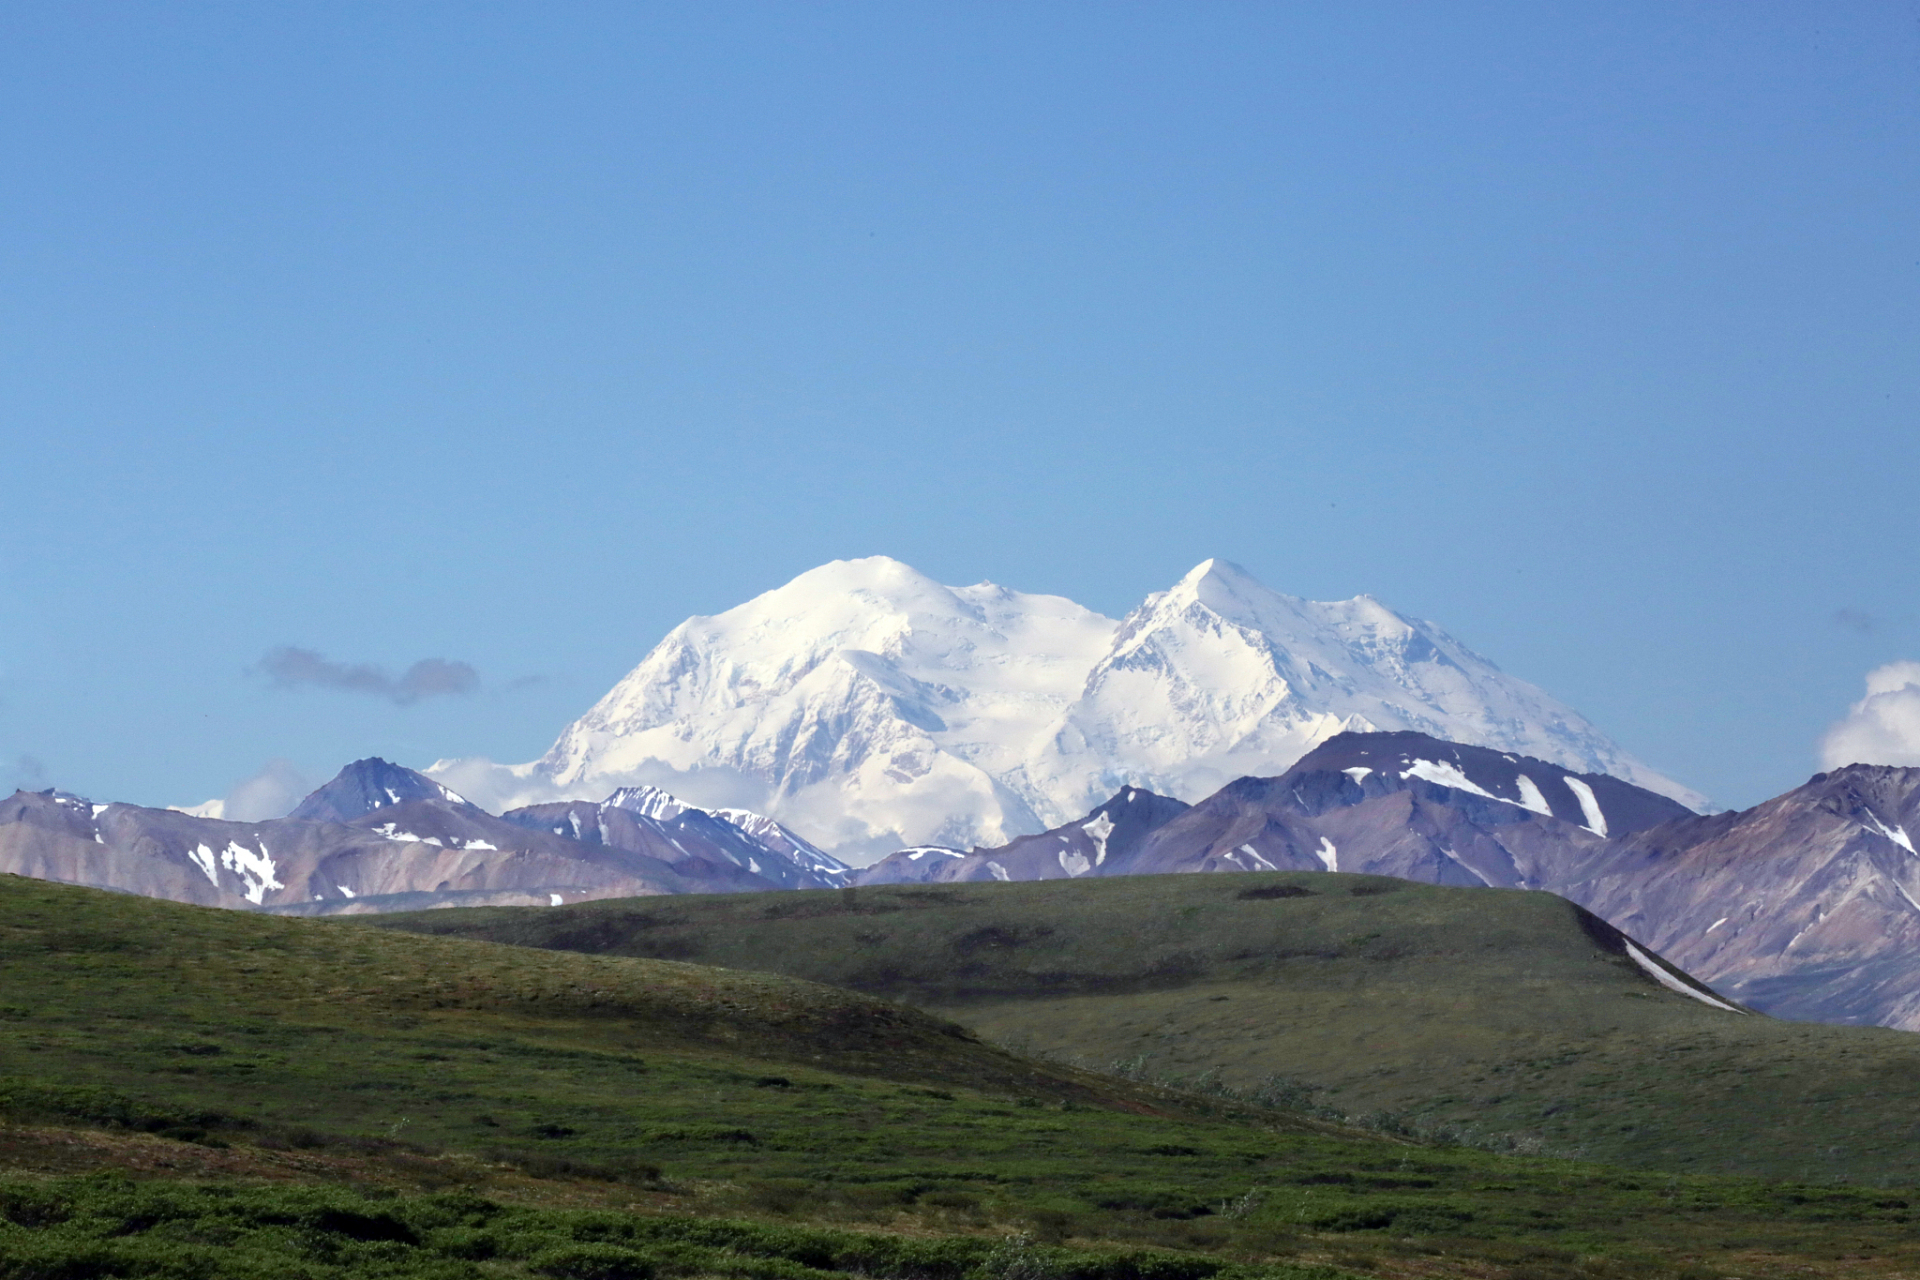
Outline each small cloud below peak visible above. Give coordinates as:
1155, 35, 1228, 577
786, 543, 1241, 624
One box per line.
177, 758, 312, 822
1821, 661, 1920, 770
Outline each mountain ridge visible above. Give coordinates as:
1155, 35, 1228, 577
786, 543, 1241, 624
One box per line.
0, 758, 850, 912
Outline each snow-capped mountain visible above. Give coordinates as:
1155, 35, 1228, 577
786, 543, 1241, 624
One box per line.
430, 556, 1699, 858
454, 557, 1118, 855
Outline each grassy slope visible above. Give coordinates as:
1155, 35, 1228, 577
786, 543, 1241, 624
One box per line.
6, 873, 1920, 1280
373, 873, 1920, 1183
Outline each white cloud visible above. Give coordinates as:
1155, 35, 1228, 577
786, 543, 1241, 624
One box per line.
1821, 662, 1920, 770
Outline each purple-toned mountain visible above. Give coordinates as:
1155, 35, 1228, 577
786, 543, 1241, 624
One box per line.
856, 732, 1681, 889
1113, 731, 1692, 885
0, 760, 849, 913
1275, 731, 1697, 834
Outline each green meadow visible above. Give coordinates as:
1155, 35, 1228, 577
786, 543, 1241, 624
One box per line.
0, 873, 1917, 1279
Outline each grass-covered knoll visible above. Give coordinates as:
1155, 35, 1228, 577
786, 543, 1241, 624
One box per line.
8, 874, 1920, 1280
375, 873, 1920, 1182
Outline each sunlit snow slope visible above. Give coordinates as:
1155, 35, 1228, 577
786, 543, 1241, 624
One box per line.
430, 557, 1700, 859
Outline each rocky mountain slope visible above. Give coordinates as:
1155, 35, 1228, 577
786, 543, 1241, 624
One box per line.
853, 732, 1691, 885
430, 556, 1699, 858
0, 759, 848, 912
1570, 764, 1920, 1027
498, 783, 848, 893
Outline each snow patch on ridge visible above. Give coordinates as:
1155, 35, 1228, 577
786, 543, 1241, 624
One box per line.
1865, 813, 1916, 854
219, 840, 282, 905
902, 846, 963, 862
1894, 880, 1920, 915
1513, 774, 1552, 816
1443, 848, 1494, 886
1563, 777, 1608, 837
1081, 812, 1116, 867
1234, 843, 1277, 870
1625, 942, 1742, 1013
1400, 759, 1501, 800
374, 823, 443, 847
1315, 837, 1338, 872
1403, 759, 1576, 827
187, 844, 219, 887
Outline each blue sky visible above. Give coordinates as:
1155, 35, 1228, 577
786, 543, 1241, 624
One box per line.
0, 1, 1914, 815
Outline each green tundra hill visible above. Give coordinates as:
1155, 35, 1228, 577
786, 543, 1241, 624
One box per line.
372, 872, 1920, 1183
6, 872, 1920, 1280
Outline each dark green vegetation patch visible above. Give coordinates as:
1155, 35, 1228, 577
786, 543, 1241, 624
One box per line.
0, 1177, 1334, 1280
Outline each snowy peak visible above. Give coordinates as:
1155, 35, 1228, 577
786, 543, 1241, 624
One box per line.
1029, 561, 1703, 822
457, 557, 1701, 858
1171, 557, 1263, 609
288, 758, 477, 824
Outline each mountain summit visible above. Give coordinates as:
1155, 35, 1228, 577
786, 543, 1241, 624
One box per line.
288, 757, 477, 824
430, 557, 1699, 857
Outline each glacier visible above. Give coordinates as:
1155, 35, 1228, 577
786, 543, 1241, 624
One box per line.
428, 556, 1702, 860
